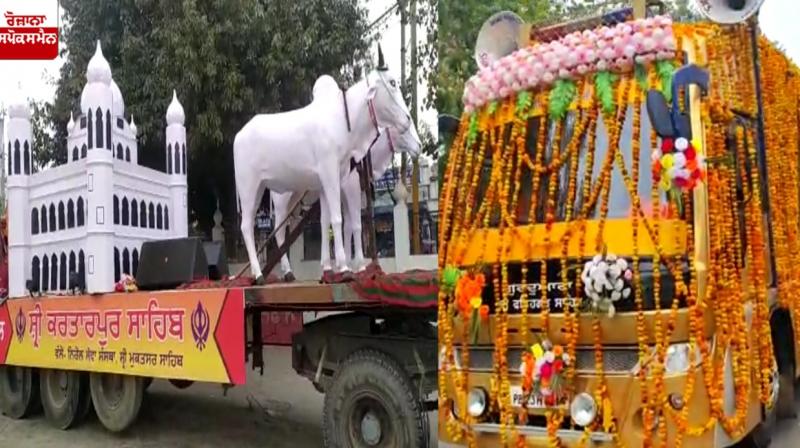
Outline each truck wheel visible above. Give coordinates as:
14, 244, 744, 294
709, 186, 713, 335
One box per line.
77, 373, 93, 422
40, 369, 88, 429
323, 349, 427, 448
89, 373, 144, 433
0, 366, 41, 419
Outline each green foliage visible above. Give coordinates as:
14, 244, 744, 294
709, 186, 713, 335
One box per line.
432, 0, 557, 118
39, 0, 372, 237
29, 100, 59, 168
656, 60, 676, 103
548, 79, 577, 121
594, 71, 617, 117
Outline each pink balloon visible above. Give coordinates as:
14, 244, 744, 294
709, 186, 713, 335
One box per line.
664, 35, 677, 51
623, 45, 636, 59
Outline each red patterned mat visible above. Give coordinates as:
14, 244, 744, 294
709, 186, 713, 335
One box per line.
349, 265, 437, 309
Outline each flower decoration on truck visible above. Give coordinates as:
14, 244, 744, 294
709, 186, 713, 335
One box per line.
519, 341, 571, 406
652, 136, 706, 194
114, 274, 139, 293
462, 15, 677, 114
446, 267, 489, 343
646, 63, 710, 211
581, 251, 633, 318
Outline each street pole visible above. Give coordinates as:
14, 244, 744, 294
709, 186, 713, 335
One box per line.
399, 1, 408, 186
409, 0, 421, 255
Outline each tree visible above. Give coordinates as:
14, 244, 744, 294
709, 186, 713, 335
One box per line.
40, 0, 372, 240
30, 100, 60, 169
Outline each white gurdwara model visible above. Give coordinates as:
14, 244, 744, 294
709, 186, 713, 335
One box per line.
6, 41, 188, 297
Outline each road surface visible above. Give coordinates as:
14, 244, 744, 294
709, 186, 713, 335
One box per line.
0, 346, 438, 448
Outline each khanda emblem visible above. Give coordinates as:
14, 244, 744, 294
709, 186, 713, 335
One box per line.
191, 301, 210, 351
14, 308, 25, 343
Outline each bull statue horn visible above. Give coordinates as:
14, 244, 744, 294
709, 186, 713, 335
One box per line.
377, 44, 387, 71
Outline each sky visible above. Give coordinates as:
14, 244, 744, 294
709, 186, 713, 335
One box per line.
0, 1, 798, 135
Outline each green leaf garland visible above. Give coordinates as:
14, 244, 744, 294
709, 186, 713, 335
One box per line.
595, 71, 617, 117
635, 63, 649, 91
466, 113, 479, 148
441, 265, 462, 295
516, 90, 533, 118
548, 79, 577, 121
656, 60, 676, 103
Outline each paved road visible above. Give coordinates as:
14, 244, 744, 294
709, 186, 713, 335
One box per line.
0, 346, 438, 448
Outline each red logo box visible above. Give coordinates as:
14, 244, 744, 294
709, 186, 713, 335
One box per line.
0, 0, 59, 60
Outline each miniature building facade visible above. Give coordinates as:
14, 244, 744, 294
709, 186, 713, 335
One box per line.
6, 41, 188, 297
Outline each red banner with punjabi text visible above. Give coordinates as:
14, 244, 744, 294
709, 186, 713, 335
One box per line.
0, 288, 245, 384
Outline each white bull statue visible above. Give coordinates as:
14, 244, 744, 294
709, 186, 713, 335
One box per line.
234, 47, 420, 284
271, 125, 420, 280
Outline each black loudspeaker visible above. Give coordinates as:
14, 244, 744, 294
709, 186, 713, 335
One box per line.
136, 237, 209, 290
203, 241, 228, 281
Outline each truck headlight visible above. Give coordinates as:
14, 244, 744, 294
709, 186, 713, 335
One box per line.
570, 393, 597, 427
665, 343, 699, 374
468, 388, 487, 417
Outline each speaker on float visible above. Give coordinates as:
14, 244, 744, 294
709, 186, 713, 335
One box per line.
136, 237, 209, 290
203, 241, 228, 281
691, 0, 765, 24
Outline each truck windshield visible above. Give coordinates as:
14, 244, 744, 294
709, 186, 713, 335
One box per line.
507, 103, 667, 225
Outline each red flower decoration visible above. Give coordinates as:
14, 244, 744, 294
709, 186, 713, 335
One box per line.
540, 362, 553, 380
661, 138, 675, 153
553, 359, 564, 373
684, 147, 696, 160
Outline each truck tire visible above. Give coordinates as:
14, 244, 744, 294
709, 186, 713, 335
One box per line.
40, 369, 88, 430
89, 373, 144, 433
0, 366, 41, 419
77, 373, 93, 422
322, 349, 427, 448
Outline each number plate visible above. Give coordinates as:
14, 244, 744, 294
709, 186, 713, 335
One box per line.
510, 386, 569, 408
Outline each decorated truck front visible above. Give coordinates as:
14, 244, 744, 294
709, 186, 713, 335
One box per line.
439, 10, 789, 448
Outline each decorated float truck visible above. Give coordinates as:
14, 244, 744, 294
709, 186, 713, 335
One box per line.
439, 3, 800, 447
0, 42, 437, 447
